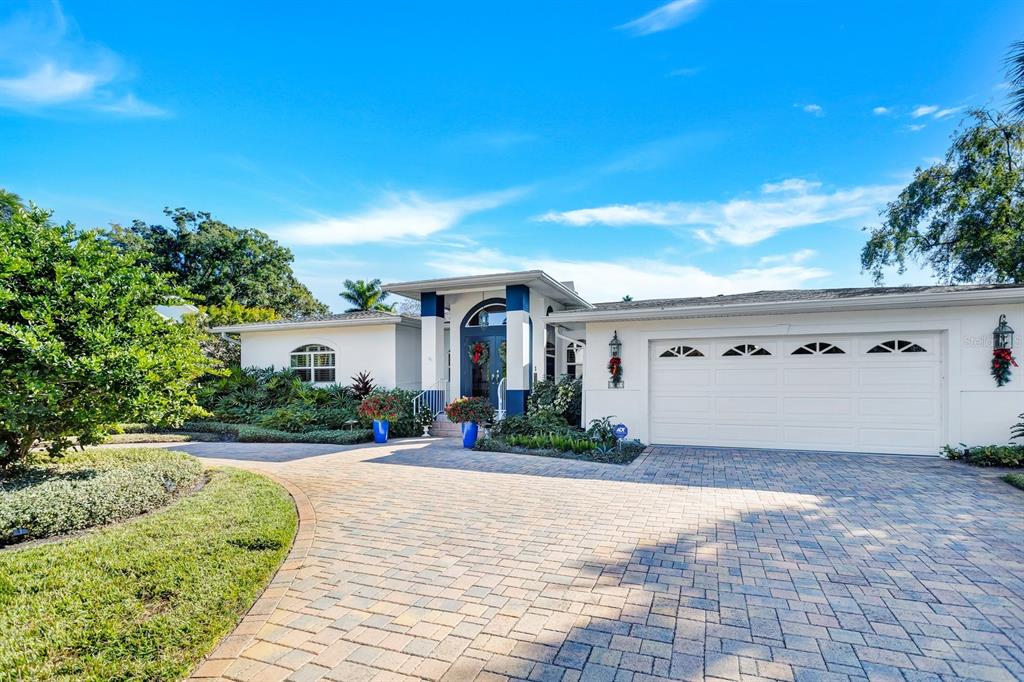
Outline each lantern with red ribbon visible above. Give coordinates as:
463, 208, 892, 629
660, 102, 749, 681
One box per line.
992, 315, 1017, 387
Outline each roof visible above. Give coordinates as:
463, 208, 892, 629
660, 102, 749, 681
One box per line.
383, 270, 592, 309
210, 310, 420, 333
550, 283, 1024, 322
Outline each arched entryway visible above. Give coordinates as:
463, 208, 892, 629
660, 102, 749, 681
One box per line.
460, 299, 506, 407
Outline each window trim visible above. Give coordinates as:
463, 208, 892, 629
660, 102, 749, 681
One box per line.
290, 344, 336, 383
464, 302, 508, 328
566, 341, 584, 379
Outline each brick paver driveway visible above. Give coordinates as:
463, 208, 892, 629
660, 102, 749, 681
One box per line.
176, 439, 1024, 682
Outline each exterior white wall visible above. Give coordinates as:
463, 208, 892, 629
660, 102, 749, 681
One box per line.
395, 324, 423, 390
239, 324, 404, 388
583, 302, 1024, 451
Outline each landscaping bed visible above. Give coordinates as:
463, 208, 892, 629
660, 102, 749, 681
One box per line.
475, 435, 645, 464
1003, 473, 1024, 491
112, 420, 374, 446
1, 448, 204, 545
0, 463, 297, 681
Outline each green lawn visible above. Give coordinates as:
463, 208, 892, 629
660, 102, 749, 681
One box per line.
1004, 473, 1024, 491
0, 465, 297, 681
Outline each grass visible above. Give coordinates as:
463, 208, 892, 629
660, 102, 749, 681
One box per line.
113, 421, 375, 446
1003, 473, 1024, 490
0, 465, 298, 681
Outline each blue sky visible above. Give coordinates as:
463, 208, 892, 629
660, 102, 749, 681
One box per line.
2, 1, 1021, 308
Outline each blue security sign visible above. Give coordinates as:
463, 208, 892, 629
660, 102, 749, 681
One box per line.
613, 423, 629, 439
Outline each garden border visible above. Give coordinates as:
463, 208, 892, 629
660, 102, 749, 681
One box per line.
189, 470, 316, 679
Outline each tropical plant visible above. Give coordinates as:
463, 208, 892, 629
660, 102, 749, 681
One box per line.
339, 278, 395, 312
350, 371, 376, 399
1012, 413, 1024, 441
528, 376, 583, 425
444, 397, 495, 425
99, 208, 328, 318
1007, 39, 1024, 119
0, 191, 215, 467
861, 109, 1024, 284
489, 409, 572, 439
585, 416, 617, 445
506, 434, 596, 454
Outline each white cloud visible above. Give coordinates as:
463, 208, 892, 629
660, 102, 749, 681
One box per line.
799, 103, 824, 116
757, 249, 815, 266
761, 178, 821, 194
0, 2, 163, 116
872, 106, 891, 115
618, 0, 704, 36
277, 188, 525, 245
426, 247, 829, 302
536, 178, 897, 246
906, 124, 926, 132
933, 106, 962, 119
911, 105, 939, 118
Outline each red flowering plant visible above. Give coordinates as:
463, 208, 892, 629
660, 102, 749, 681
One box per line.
357, 392, 404, 422
992, 347, 1018, 387
608, 356, 623, 384
444, 396, 495, 424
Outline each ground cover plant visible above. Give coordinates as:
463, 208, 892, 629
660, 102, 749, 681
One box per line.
1, 448, 203, 545
943, 443, 1024, 467
0, 463, 297, 681
1004, 473, 1024, 491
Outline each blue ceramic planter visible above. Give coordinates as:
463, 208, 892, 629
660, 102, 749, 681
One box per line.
461, 421, 479, 449
372, 419, 390, 443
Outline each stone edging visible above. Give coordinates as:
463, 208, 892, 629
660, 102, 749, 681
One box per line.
189, 470, 316, 679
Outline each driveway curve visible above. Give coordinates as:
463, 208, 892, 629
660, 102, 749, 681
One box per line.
175, 439, 1024, 682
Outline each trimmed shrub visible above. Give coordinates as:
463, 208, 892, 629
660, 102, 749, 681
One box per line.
943, 443, 1024, 467
506, 434, 595, 454
1003, 473, 1024, 490
236, 426, 373, 445
0, 449, 203, 545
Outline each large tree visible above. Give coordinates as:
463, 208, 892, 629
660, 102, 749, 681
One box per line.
101, 208, 329, 318
0, 192, 215, 467
339, 278, 395, 312
861, 109, 1024, 284
1008, 39, 1024, 119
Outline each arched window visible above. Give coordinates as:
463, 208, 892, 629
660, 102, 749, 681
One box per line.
867, 339, 927, 354
659, 345, 704, 358
723, 344, 771, 357
566, 341, 584, 379
465, 303, 507, 327
792, 342, 845, 355
290, 344, 336, 382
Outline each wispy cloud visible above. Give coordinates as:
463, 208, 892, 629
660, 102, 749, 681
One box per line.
0, 2, 164, 116
909, 104, 962, 120
618, 0, 704, 37
906, 123, 927, 132
426, 247, 829, 302
536, 177, 897, 246
872, 106, 891, 115
797, 103, 824, 117
276, 188, 526, 245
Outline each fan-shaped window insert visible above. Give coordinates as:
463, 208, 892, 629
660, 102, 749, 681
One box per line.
290, 344, 336, 382
465, 303, 507, 327
723, 344, 771, 357
792, 342, 846, 355
659, 345, 704, 358
867, 339, 927, 354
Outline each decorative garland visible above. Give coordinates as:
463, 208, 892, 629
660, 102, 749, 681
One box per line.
992, 347, 1018, 387
468, 341, 490, 367
608, 356, 623, 385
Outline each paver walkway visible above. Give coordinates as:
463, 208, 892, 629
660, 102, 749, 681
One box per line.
175, 439, 1024, 682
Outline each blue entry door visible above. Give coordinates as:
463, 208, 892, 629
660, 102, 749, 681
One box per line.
461, 334, 505, 407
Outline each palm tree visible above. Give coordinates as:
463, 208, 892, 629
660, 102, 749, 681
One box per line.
339, 278, 395, 312
1007, 40, 1024, 119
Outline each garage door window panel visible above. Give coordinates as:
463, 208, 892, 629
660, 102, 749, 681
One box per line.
867, 339, 928, 354
723, 344, 771, 357
659, 345, 704, 358
792, 341, 845, 355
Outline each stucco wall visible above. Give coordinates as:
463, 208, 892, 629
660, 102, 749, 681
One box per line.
239, 324, 402, 388
395, 323, 423, 390
583, 302, 1024, 451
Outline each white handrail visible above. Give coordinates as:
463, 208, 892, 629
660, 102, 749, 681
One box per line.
496, 376, 507, 421
412, 379, 448, 418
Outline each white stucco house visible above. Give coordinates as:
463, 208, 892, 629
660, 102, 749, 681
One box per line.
211, 270, 1024, 456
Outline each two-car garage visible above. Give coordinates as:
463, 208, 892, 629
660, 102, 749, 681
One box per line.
648, 333, 943, 455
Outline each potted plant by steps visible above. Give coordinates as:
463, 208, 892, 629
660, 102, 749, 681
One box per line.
444, 397, 496, 449
415, 406, 435, 437
358, 392, 404, 443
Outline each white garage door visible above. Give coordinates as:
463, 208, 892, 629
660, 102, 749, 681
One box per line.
649, 333, 943, 455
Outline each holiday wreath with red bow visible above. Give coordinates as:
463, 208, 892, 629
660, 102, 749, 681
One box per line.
468, 341, 490, 367
992, 347, 1018, 387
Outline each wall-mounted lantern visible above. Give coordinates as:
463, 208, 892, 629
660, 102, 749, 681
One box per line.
992, 315, 1017, 387
608, 330, 623, 388
993, 314, 1015, 350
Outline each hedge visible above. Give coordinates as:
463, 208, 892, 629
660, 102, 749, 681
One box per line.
235, 426, 373, 445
